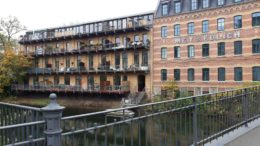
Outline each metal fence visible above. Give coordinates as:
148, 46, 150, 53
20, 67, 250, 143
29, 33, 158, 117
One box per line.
0, 86, 259, 146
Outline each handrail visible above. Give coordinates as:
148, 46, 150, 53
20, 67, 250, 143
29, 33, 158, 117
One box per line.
61, 86, 260, 120
0, 102, 41, 111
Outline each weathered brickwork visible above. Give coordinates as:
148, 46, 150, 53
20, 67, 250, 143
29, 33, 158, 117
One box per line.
152, 1, 260, 96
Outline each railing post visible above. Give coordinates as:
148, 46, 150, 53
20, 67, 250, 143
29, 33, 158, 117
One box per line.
41, 93, 65, 146
242, 88, 249, 127
192, 97, 198, 146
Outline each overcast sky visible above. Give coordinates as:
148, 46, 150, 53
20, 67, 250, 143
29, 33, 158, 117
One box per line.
0, 0, 158, 34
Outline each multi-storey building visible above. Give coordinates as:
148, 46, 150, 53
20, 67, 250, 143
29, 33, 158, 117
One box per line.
153, 0, 260, 96
16, 12, 154, 97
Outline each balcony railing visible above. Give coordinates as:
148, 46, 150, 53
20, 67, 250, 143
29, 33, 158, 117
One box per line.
24, 41, 150, 57
27, 64, 150, 74
19, 13, 153, 43
12, 84, 130, 94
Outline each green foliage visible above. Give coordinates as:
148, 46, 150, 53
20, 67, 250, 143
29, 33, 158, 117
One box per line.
0, 49, 31, 94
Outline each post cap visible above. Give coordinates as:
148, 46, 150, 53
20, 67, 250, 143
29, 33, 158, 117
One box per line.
41, 93, 65, 112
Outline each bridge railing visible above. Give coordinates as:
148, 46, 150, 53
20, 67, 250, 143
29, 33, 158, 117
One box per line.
59, 86, 260, 146
0, 86, 259, 146
0, 102, 42, 126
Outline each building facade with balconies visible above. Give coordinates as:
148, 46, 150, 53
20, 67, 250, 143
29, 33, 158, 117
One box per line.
16, 12, 154, 97
152, 0, 260, 96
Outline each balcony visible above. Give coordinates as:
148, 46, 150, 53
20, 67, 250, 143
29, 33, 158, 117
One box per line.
11, 84, 130, 95
25, 40, 150, 57
19, 13, 153, 44
27, 64, 150, 75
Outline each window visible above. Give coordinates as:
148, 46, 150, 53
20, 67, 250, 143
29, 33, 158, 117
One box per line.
188, 68, 195, 81
202, 68, 210, 81
234, 67, 243, 81
134, 51, 139, 65
252, 39, 260, 54
191, 0, 198, 10
218, 42, 225, 56
188, 45, 195, 58
234, 15, 242, 29
218, 68, 226, 81
253, 67, 260, 81
174, 69, 181, 81
175, 1, 181, 13
217, 18, 225, 31
188, 22, 194, 34
218, 0, 224, 6
234, 41, 243, 55
65, 76, 70, 85
162, 4, 168, 16
202, 44, 209, 57
202, 0, 209, 8
174, 46, 180, 58
252, 12, 260, 26
202, 20, 209, 33
142, 51, 148, 66
122, 51, 128, 69
161, 69, 167, 81
161, 26, 168, 38
134, 35, 139, 42
161, 48, 167, 59
174, 24, 180, 36
115, 52, 120, 69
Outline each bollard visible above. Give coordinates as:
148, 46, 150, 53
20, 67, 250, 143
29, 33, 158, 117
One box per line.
41, 93, 65, 146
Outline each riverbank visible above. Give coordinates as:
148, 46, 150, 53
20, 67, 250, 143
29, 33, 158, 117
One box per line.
1, 96, 122, 112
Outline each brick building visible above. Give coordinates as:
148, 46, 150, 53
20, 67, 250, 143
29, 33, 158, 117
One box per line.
152, 0, 260, 96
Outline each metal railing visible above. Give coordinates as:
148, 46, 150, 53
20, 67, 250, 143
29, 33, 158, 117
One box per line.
0, 102, 42, 126
11, 84, 131, 94
59, 86, 260, 146
23, 41, 150, 57
1, 86, 260, 146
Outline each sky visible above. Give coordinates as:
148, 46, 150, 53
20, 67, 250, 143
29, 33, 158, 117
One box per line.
0, 0, 158, 35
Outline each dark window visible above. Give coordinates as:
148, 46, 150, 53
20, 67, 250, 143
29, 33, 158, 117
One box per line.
202, 0, 209, 8
188, 45, 195, 58
174, 46, 180, 58
234, 15, 242, 29
188, 68, 195, 81
218, 68, 226, 81
142, 51, 148, 66
188, 22, 194, 34
174, 69, 180, 81
161, 69, 167, 81
89, 54, 93, 70
202, 44, 209, 57
252, 12, 260, 26
175, 1, 181, 13
134, 51, 139, 65
218, 0, 225, 6
162, 4, 168, 16
217, 18, 225, 31
218, 42, 225, 56
252, 39, 260, 54
65, 76, 70, 85
234, 67, 243, 81
234, 41, 243, 55
161, 26, 168, 38
202, 20, 209, 33
253, 67, 260, 81
191, 0, 198, 10
202, 68, 210, 81
123, 75, 128, 81
174, 24, 180, 36
122, 51, 128, 69
115, 52, 120, 69
54, 76, 59, 85
161, 48, 167, 59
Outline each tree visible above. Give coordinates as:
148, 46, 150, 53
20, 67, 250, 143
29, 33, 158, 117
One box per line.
0, 16, 26, 50
0, 48, 31, 93
161, 79, 179, 99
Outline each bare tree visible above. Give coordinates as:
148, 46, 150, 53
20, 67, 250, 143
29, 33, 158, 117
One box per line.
0, 16, 26, 49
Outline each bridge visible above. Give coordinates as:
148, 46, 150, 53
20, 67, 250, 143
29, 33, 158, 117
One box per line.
0, 86, 259, 146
